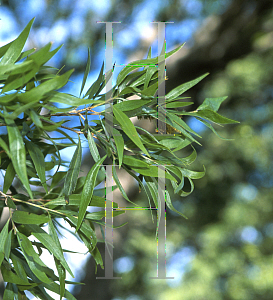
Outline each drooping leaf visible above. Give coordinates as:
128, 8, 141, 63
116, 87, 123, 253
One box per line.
165, 189, 188, 218
132, 164, 177, 182
1, 264, 31, 286
25, 224, 74, 278
113, 106, 149, 157
25, 140, 48, 193
112, 128, 124, 168
0, 221, 9, 266
10, 252, 29, 283
87, 129, 100, 162
3, 162, 15, 194
17, 232, 52, 284
77, 155, 107, 231
63, 136, 82, 199
196, 117, 234, 140
49, 220, 66, 299
4, 116, 33, 198
112, 165, 137, 205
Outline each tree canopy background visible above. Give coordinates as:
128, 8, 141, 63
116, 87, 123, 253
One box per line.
0, 0, 273, 299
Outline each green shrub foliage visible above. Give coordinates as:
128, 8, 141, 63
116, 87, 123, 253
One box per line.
0, 19, 238, 299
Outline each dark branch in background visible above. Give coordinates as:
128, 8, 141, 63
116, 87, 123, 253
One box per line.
166, 0, 273, 104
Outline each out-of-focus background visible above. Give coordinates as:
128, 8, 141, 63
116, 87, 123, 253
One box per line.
0, 0, 273, 299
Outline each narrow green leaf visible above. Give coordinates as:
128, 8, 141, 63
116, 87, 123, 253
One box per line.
181, 165, 206, 179
10, 252, 29, 283
4, 116, 33, 198
29, 109, 43, 128
87, 129, 100, 162
3, 162, 15, 193
166, 73, 209, 101
113, 106, 149, 157
52, 245, 66, 298
123, 155, 149, 168
4, 231, 12, 260
165, 189, 188, 219
0, 60, 34, 75
165, 101, 193, 108
114, 99, 151, 112
63, 136, 82, 198
132, 165, 177, 181
112, 128, 124, 168
1, 264, 31, 285
144, 65, 157, 89
12, 211, 49, 225
144, 176, 158, 208
45, 194, 119, 208
3, 282, 15, 299
167, 112, 201, 138
85, 209, 124, 220
0, 136, 11, 156
91, 246, 104, 271
42, 281, 77, 300
26, 224, 74, 278
84, 61, 104, 99
77, 155, 107, 231
17, 69, 74, 104
197, 96, 228, 112
25, 140, 48, 193
195, 109, 240, 124
67, 215, 97, 249
80, 48, 91, 96
0, 18, 34, 65
112, 166, 137, 205
0, 221, 9, 266
17, 232, 52, 284
196, 117, 233, 140
116, 43, 185, 86
48, 92, 99, 106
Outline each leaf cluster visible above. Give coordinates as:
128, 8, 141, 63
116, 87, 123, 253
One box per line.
0, 19, 238, 299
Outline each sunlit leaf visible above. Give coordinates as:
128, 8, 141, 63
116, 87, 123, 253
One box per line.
0, 18, 34, 65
